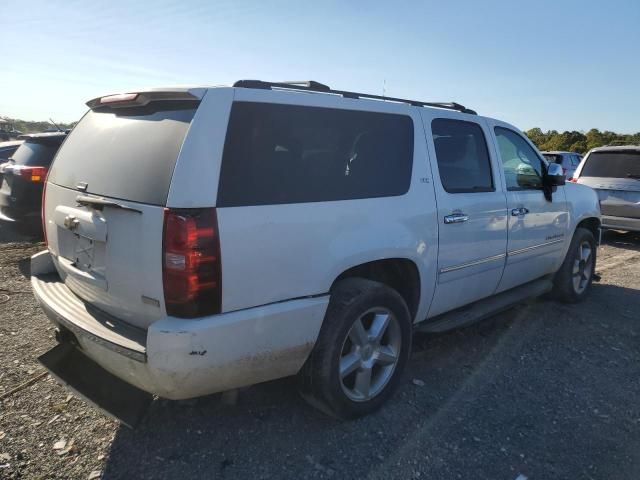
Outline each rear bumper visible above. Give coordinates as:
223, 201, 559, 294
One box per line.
0, 188, 41, 222
0, 205, 40, 223
31, 250, 329, 400
602, 215, 640, 232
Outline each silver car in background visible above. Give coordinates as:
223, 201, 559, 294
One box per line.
542, 151, 582, 179
573, 145, 640, 232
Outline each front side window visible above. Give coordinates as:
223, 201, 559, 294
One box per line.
217, 102, 414, 206
495, 127, 543, 190
431, 119, 493, 193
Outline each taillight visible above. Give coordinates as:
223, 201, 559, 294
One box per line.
11, 165, 48, 183
41, 174, 50, 245
100, 93, 138, 104
569, 177, 578, 183
163, 208, 221, 318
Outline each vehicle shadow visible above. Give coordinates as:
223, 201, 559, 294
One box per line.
601, 229, 640, 251
101, 281, 640, 480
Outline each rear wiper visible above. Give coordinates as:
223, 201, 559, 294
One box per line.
626, 173, 640, 180
76, 195, 142, 214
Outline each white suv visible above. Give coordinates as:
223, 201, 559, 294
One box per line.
31, 81, 601, 425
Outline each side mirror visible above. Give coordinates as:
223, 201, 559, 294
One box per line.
545, 163, 566, 186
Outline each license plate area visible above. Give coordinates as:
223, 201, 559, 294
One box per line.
53, 205, 108, 287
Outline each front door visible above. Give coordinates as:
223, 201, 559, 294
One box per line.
421, 113, 508, 318
490, 125, 569, 292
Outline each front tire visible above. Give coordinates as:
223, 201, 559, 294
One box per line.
553, 227, 597, 303
299, 278, 412, 419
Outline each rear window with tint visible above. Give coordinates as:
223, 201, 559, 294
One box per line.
11, 141, 62, 167
217, 102, 414, 207
581, 151, 640, 178
543, 154, 563, 165
48, 102, 197, 206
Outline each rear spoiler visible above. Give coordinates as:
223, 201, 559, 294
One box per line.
86, 89, 204, 110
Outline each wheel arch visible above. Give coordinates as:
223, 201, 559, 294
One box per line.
575, 216, 601, 244
330, 258, 421, 322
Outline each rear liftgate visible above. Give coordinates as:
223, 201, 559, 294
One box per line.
38, 342, 153, 428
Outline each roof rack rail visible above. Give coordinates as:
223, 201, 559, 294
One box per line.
604, 140, 640, 147
232, 79, 477, 115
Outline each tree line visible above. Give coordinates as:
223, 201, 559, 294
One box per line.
525, 128, 640, 154
1, 117, 75, 135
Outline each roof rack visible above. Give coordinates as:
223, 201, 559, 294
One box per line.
604, 140, 640, 147
233, 80, 477, 115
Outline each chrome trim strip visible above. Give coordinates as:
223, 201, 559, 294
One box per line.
439, 253, 506, 274
507, 238, 565, 257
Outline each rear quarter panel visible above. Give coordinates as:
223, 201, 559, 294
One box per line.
207, 90, 439, 321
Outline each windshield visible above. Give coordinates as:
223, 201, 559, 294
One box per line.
47, 103, 197, 205
581, 151, 640, 178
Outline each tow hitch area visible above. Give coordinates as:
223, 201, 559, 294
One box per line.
38, 342, 152, 428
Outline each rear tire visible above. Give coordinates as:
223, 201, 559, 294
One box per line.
553, 227, 596, 303
299, 278, 412, 419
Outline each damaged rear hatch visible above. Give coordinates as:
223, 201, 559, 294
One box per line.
43, 89, 204, 328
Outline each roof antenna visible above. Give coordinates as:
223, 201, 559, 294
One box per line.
382, 79, 386, 99
49, 118, 62, 132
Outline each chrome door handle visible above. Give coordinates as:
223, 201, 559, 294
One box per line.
444, 213, 469, 224
511, 207, 530, 217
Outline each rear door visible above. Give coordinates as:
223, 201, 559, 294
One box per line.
44, 92, 203, 328
489, 124, 569, 292
420, 111, 508, 318
576, 150, 640, 220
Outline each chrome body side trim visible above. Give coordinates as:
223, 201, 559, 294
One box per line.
507, 238, 565, 257
439, 253, 506, 274
439, 238, 566, 274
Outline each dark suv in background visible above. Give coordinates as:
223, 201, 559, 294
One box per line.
0, 132, 67, 233
0, 140, 23, 162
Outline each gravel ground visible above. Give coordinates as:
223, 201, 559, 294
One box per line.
0, 223, 639, 480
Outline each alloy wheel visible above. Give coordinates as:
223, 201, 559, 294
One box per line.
338, 307, 402, 402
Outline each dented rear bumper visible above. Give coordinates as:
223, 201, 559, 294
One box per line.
31, 250, 329, 403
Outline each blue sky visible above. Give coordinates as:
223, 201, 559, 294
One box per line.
2, 0, 639, 132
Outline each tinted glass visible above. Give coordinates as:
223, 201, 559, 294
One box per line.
0, 145, 21, 161
431, 119, 493, 193
543, 154, 563, 165
581, 151, 640, 178
217, 102, 414, 206
48, 103, 197, 206
11, 141, 61, 167
495, 127, 543, 189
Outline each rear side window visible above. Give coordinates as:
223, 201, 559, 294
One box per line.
431, 119, 493, 193
217, 102, 414, 207
48, 102, 197, 206
581, 151, 640, 178
11, 141, 61, 167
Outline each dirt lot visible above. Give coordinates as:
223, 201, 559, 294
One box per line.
1, 224, 639, 480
